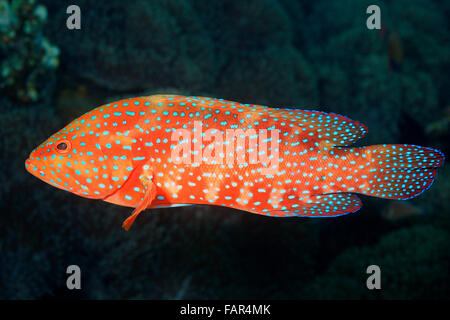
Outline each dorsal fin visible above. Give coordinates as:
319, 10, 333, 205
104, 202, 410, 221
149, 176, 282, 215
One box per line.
281, 109, 369, 147
142, 95, 369, 147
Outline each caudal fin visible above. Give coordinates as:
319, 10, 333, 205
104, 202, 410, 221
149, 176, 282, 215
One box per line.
360, 144, 445, 200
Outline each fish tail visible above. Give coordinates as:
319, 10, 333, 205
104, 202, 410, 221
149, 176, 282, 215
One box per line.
357, 144, 445, 200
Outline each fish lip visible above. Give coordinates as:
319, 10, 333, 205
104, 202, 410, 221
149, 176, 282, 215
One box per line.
25, 158, 33, 174
25, 157, 45, 177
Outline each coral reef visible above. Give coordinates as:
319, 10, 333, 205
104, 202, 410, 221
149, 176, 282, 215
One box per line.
41, 0, 317, 107
0, 0, 59, 102
300, 225, 450, 299
41, 0, 215, 93
217, 46, 318, 107
305, 0, 447, 143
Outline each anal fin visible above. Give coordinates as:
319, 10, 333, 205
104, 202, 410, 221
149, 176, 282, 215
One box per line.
266, 193, 362, 217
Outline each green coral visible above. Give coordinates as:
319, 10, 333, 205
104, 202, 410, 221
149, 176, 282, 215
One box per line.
0, 0, 59, 102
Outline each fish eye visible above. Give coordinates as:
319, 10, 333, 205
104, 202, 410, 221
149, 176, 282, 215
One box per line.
56, 140, 71, 154
57, 142, 67, 150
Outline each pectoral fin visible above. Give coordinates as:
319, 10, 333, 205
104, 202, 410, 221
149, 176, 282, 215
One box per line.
122, 175, 157, 231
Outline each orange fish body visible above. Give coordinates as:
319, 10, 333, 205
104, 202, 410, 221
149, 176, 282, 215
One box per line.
26, 95, 444, 230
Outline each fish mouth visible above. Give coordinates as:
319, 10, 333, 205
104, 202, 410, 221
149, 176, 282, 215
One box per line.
25, 158, 45, 178
25, 157, 116, 200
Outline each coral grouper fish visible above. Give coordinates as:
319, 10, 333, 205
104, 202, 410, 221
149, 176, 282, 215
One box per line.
25, 95, 445, 230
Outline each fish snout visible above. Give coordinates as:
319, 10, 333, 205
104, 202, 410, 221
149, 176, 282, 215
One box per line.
25, 158, 45, 177
25, 158, 32, 173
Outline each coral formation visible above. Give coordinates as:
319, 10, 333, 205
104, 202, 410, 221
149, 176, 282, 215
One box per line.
0, 0, 59, 102
41, 0, 215, 93
304, 0, 446, 143
300, 225, 450, 299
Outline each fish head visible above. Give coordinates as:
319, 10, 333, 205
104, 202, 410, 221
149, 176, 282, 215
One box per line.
25, 110, 125, 199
